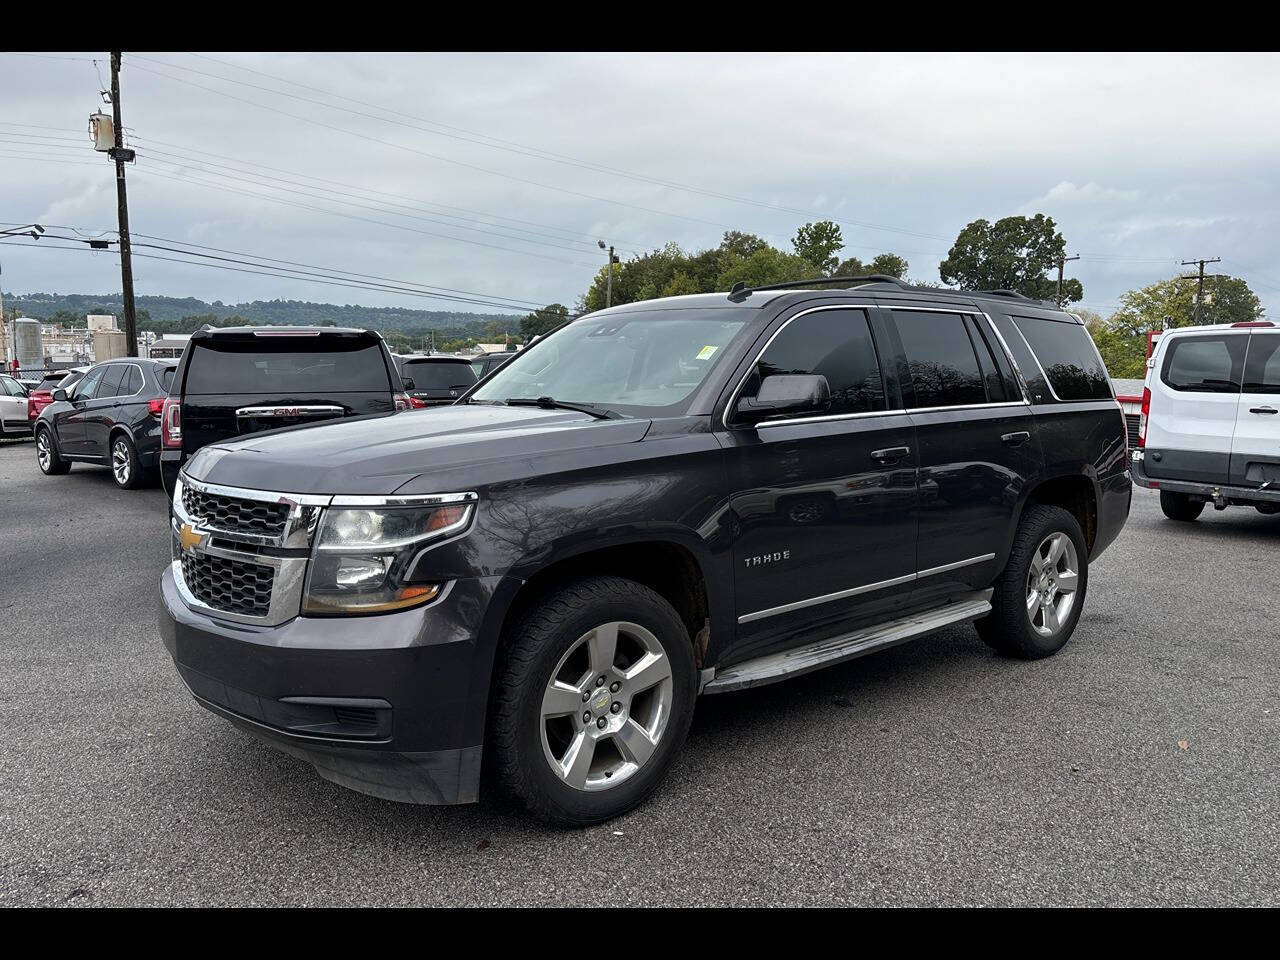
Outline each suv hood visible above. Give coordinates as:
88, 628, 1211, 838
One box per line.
183, 402, 651, 495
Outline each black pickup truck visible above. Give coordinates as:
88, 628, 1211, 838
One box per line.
159, 326, 408, 496
159, 279, 1131, 826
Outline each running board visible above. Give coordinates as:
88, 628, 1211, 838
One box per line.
702, 591, 992, 694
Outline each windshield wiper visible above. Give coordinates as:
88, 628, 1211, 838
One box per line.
505, 396, 619, 420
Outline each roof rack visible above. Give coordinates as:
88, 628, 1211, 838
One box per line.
727, 275, 909, 303
974, 289, 1034, 301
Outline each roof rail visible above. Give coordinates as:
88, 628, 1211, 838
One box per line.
727, 275, 909, 303
973, 289, 1032, 300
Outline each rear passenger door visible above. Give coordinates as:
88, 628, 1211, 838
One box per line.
1231, 330, 1280, 486
885, 308, 1041, 604
721, 305, 919, 660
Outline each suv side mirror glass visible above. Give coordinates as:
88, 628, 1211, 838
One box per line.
735, 374, 831, 425
53, 388, 67, 402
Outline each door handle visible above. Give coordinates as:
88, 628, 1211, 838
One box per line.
1001, 430, 1031, 446
1249, 406, 1278, 415
871, 446, 911, 464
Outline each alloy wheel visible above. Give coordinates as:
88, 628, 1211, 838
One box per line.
1025, 532, 1079, 637
36, 430, 51, 471
539, 620, 674, 792
112, 439, 131, 486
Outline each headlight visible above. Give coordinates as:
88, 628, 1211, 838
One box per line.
303, 502, 472, 615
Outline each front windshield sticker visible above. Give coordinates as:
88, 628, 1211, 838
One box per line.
696, 345, 719, 361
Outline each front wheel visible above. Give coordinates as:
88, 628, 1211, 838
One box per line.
1160, 491, 1205, 522
489, 576, 697, 827
977, 504, 1088, 660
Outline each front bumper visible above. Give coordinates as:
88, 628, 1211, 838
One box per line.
1131, 451, 1280, 505
159, 564, 501, 804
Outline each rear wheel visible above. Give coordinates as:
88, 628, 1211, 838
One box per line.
977, 504, 1088, 660
1160, 490, 1205, 522
35, 426, 70, 475
110, 433, 143, 490
489, 576, 697, 827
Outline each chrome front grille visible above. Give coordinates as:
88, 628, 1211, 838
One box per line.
181, 484, 290, 538
180, 552, 275, 617
172, 475, 325, 626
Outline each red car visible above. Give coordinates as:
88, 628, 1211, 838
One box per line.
26, 369, 85, 425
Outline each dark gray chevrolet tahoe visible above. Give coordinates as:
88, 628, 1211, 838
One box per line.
159, 277, 1132, 826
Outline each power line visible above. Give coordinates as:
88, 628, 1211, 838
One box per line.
163, 52, 953, 243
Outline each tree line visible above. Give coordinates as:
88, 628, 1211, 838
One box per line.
516, 213, 1263, 379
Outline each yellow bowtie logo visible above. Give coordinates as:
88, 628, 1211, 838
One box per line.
178, 523, 206, 553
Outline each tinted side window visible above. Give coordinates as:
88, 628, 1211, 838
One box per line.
159, 367, 175, 393
966, 316, 1016, 402
747, 309, 886, 416
122, 365, 143, 396
1162, 335, 1247, 393
1242, 334, 1280, 394
1013, 315, 1112, 400
894, 310, 987, 409
0, 376, 23, 397
75, 367, 106, 400
98, 365, 127, 398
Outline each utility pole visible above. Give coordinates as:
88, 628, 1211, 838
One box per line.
598, 240, 617, 307
1179, 257, 1221, 324
1055, 253, 1080, 307
110, 52, 139, 356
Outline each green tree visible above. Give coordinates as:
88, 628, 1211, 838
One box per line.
716, 247, 823, 290
792, 220, 844, 274
833, 253, 909, 279
520, 303, 570, 339
939, 214, 1082, 303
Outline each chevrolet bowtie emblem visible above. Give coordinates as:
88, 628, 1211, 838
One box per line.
178, 523, 206, 553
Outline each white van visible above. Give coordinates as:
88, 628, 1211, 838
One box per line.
1132, 321, 1280, 520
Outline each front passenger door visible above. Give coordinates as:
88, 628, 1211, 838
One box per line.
719, 306, 919, 662
57, 365, 105, 455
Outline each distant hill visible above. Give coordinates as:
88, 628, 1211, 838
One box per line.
4, 292, 523, 338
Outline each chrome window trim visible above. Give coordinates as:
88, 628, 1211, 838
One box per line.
904, 400, 1028, 416
974, 311, 1032, 403
721, 302, 884, 431
738, 552, 996, 624
757, 408, 909, 429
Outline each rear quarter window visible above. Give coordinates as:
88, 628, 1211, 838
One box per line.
1012, 315, 1112, 401
1161, 334, 1247, 393
184, 338, 392, 394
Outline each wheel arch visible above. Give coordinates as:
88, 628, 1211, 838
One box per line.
1015, 470, 1100, 555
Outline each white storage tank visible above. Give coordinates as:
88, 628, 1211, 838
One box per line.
13, 318, 43, 372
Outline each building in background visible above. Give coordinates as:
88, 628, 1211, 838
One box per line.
146, 333, 191, 359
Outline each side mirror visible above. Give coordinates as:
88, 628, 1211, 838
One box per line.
735, 374, 831, 425
402, 377, 416, 391
53, 388, 67, 402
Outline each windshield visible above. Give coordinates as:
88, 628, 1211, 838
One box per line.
403, 359, 477, 390
471, 307, 750, 416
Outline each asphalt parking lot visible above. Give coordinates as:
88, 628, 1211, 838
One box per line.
2, 434, 1278, 907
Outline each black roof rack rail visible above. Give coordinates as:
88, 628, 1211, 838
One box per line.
727, 274, 909, 303
974, 289, 1034, 300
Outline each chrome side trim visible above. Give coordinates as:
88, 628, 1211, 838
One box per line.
975, 310, 1033, 404
916, 552, 996, 579
738, 572, 916, 625
904, 401, 1026, 415
757, 408, 909, 429
738, 553, 997, 624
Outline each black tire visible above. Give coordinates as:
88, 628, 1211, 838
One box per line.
35, 425, 70, 475
1160, 490, 1205, 522
489, 575, 697, 827
109, 432, 143, 490
976, 504, 1089, 660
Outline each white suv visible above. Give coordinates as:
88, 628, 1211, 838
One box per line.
1132, 321, 1280, 519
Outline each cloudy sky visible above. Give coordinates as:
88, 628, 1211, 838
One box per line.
3, 51, 1279, 319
